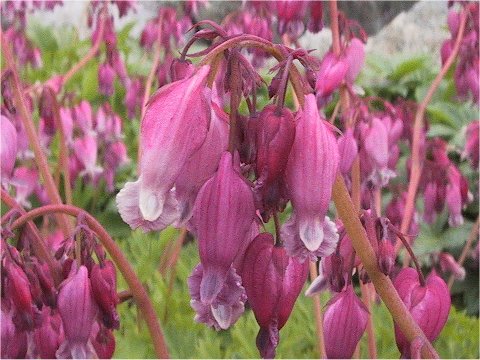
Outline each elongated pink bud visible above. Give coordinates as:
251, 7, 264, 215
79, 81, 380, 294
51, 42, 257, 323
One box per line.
337, 128, 358, 175
0, 115, 17, 184
316, 52, 348, 100
241, 233, 308, 358
394, 268, 451, 358
117, 65, 211, 231
192, 151, 255, 304
344, 38, 365, 84
323, 285, 369, 359
91, 261, 119, 329
284, 94, 339, 259
57, 265, 98, 359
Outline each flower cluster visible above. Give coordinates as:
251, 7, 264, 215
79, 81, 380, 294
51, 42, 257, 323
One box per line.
1, 220, 119, 358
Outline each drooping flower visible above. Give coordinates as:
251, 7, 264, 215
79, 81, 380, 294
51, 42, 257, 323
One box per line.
175, 102, 229, 224
282, 94, 339, 260
116, 65, 211, 232
91, 261, 119, 329
344, 38, 365, 84
98, 62, 116, 97
393, 268, 451, 358
315, 52, 348, 104
463, 120, 479, 169
337, 128, 358, 175
56, 265, 98, 359
188, 264, 247, 330
241, 233, 308, 358
191, 151, 256, 304
323, 285, 369, 359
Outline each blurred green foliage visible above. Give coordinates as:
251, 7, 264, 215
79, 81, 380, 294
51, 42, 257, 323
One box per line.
21, 19, 479, 359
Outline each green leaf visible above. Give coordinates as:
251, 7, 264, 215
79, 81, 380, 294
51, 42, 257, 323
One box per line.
389, 56, 427, 82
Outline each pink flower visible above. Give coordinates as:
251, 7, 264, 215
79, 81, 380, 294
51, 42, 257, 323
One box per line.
57, 265, 98, 359
1, 307, 27, 358
98, 62, 116, 97
12, 166, 38, 208
91, 261, 119, 329
242, 233, 308, 358
337, 128, 358, 175
175, 102, 229, 224
0, 115, 17, 185
73, 135, 103, 180
463, 120, 479, 168
31, 307, 64, 358
307, 1, 323, 33
344, 38, 365, 84
191, 151, 256, 304
323, 285, 369, 359
438, 252, 465, 280
188, 264, 247, 330
315, 52, 348, 102
393, 268, 451, 358
116, 66, 211, 232
282, 94, 339, 260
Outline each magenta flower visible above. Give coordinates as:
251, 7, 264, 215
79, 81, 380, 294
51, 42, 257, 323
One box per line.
1, 307, 28, 359
188, 264, 247, 330
276, 0, 307, 37
323, 285, 369, 359
12, 166, 38, 208
344, 38, 365, 84
307, 1, 323, 33
57, 265, 98, 359
191, 151, 256, 304
91, 261, 120, 329
337, 128, 358, 175
241, 233, 308, 358
393, 268, 451, 358
175, 102, 229, 224
116, 65, 211, 232
282, 94, 339, 260
0, 115, 17, 186
73, 135, 103, 181
438, 252, 465, 280
315, 52, 348, 103
463, 121, 479, 168
98, 62, 116, 97
31, 307, 64, 358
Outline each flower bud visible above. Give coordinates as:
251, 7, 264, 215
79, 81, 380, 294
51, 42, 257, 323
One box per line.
98, 62, 116, 97
337, 128, 358, 175
1, 307, 28, 358
323, 285, 369, 359
0, 115, 17, 184
316, 52, 348, 100
344, 38, 365, 84
91, 261, 120, 329
170, 58, 195, 81
393, 268, 451, 358
307, 1, 323, 33
283, 94, 339, 260
439, 252, 465, 280
242, 233, 308, 358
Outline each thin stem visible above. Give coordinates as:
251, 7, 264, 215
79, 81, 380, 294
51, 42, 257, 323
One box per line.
309, 261, 326, 358
275, 55, 293, 114
360, 281, 378, 359
329, 0, 341, 55
61, 5, 106, 86
228, 51, 241, 153
448, 216, 479, 289
393, 227, 426, 286
47, 88, 73, 205
1, 33, 72, 236
332, 175, 437, 358
10, 204, 170, 359
1, 190, 63, 285
273, 212, 282, 246
399, 9, 468, 261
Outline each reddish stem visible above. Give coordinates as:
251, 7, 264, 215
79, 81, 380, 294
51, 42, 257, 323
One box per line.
61, 5, 106, 86
448, 216, 479, 289
399, 9, 468, 261
10, 204, 170, 359
1, 32, 72, 236
309, 261, 327, 358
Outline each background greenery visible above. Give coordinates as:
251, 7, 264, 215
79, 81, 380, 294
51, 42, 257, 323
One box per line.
20, 19, 480, 358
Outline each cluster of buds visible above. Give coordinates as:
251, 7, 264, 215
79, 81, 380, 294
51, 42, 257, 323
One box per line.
420, 138, 472, 227
441, 2, 479, 104
1, 218, 119, 359
1, 1, 62, 68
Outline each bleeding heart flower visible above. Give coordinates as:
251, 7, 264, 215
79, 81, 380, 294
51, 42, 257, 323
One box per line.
393, 268, 451, 358
241, 233, 308, 358
323, 285, 369, 359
